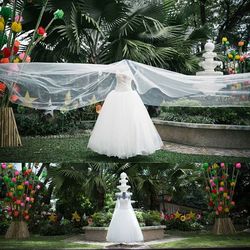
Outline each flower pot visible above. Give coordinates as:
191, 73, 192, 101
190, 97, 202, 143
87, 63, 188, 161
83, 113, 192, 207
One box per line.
0, 107, 22, 147
5, 221, 30, 239
212, 217, 236, 235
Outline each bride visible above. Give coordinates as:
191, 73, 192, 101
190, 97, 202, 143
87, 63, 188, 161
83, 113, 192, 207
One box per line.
87, 71, 163, 159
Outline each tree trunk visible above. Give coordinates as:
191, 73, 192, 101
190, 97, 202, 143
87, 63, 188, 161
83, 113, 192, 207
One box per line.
5, 221, 30, 239
0, 107, 22, 147
212, 217, 236, 235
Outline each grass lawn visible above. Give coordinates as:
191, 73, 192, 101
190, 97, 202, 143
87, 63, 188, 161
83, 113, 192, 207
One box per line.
0, 235, 99, 249
0, 135, 249, 163
153, 232, 250, 248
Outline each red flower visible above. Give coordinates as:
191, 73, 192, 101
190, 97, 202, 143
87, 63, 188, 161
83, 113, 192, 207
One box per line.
2, 47, 11, 58
209, 201, 214, 207
28, 184, 33, 190
0, 82, 6, 93
212, 189, 217, 194
37, 26, 46, 36
13, 46, 19, 54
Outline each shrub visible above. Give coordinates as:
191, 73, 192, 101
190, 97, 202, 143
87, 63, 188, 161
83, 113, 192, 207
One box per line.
91, 211, 112, 227
142, 211, 162, 226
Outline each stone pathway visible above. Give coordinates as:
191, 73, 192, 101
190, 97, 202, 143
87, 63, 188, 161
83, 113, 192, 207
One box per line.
163, 141, 250, 158
64, 235, 187, 249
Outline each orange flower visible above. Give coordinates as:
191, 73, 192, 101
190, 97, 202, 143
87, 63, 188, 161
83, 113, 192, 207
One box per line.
10, 95, 19, 102
96, 104, 102, 114
0, 58, 9, 63
238, 41, 244, 47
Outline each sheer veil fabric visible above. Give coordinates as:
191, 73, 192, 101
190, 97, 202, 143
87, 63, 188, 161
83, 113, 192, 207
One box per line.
87, 73, 163, 158
0, 59, 250, 111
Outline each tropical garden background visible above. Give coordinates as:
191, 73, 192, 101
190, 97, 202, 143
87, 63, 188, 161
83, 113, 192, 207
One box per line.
0, 162, 250, 248
1, 0, 250, 140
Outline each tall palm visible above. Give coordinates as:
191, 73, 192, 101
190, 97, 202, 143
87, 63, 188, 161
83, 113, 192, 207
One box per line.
22, 0, 202, 73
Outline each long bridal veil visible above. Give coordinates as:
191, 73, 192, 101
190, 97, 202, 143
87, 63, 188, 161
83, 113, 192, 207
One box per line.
0, 59, 249, 110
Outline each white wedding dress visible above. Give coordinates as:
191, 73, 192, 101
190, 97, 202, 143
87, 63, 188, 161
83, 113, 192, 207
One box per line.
106, 197, 143, 243
87, 73, 163, 158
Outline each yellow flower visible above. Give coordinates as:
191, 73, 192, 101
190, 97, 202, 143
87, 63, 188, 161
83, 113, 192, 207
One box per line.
0, 22, 4, 31
174, 211, 181, 219
223, 192, 228, 198
17, 185, 24, 190
0, 17, 4, 24
224, 207, 229, 213
180, 215, 186, 222
235, 55, 240, 60
11, 22, 22, 33
220, 181, 224, 186
212, 163, 219, 169
7, 163, 13, 168
222, 37, 228, 43
228, 53, 233, 59
13, 58, 20, 63
230, 182, 236, 187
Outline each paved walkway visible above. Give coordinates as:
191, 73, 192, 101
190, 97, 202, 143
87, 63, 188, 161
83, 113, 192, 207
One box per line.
64, 235, 187, 249
163, 141, 250, 158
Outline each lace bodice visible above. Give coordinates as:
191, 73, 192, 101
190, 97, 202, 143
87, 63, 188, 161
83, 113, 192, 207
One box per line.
115, 74, 132, 92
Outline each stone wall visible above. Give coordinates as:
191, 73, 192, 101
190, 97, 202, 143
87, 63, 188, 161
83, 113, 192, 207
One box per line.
153, 119, 250, 149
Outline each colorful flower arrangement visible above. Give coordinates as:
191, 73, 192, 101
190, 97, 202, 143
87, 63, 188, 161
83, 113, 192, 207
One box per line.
0, 163, 44, 222
0, 0, 64, 107
162, 210, 203, 231
162, 210, 202, 222
221, 37, 250, 74
202, 162, 241, 217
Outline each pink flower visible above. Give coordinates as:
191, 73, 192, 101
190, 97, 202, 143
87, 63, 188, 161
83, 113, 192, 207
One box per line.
24, 181, 29, 185
11, 177, 16, 182
36, 184, 41, 190
26, 197, 30, 202
20, 202, 25, 207
235, 163, 241, 169
15, 15, 23, 22
1, 163, 7, 169
219, 187, 224, 192
218, 206, 223, 212
14, 170, 19, 176
220, 163, 225, 168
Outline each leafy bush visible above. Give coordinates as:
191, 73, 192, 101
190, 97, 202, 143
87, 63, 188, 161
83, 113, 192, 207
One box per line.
165, 218, 204, 231
142, 211, 162, 226
159, 107, 250, 125
14, 105, 97, 136
0, 219, 10, 235
91, 211, 113, 227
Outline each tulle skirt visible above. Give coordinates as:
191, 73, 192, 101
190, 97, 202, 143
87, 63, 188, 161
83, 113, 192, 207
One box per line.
87, 90, 163, 159
106, 206, 143, 243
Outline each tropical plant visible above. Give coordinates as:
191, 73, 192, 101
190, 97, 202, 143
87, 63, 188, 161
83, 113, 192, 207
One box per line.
23, 0, 201, 73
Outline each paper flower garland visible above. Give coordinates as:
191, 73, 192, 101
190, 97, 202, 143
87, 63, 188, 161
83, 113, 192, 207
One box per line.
0, 0, 64, 108
202, 162, 241, 217
0, 163, 42, 222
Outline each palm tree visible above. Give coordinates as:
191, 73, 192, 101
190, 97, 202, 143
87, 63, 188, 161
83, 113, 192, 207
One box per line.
20, 0, 202, 73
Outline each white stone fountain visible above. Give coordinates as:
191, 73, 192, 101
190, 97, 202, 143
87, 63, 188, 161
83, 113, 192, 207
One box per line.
196, 40, 223, 76
116, 172, 132, 198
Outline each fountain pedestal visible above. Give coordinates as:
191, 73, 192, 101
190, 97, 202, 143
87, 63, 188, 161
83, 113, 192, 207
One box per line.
196, 40, 223, 76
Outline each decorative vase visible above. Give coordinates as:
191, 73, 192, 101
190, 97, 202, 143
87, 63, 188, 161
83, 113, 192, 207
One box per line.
0, 107, 22, 147
212, 217, 236, 235
5, 220, 30, 239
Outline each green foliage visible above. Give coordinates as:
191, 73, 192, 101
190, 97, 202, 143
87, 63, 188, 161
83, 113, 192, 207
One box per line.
165, 218, 204, 231
91, 211, 113, 227
159, 107, 250, 125
0, 218, 10, 235
14, 105, 97, 136
142, 210, 162, 226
